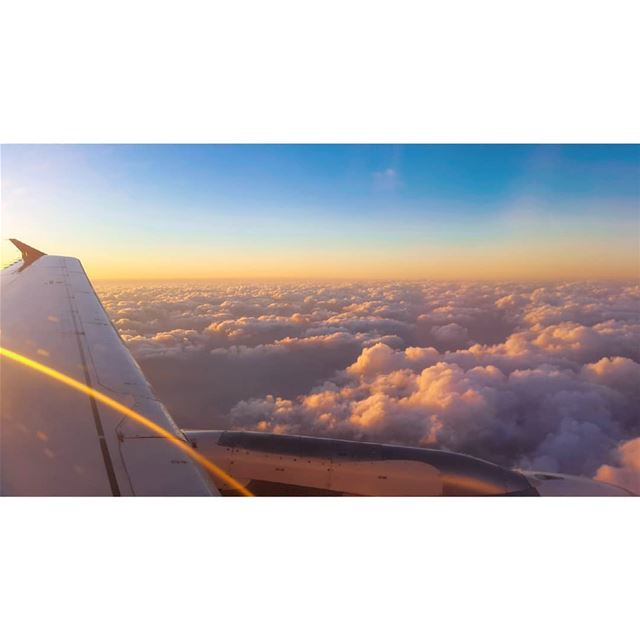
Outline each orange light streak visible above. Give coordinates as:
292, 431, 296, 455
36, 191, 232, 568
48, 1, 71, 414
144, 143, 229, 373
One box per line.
0, 346, 253, 497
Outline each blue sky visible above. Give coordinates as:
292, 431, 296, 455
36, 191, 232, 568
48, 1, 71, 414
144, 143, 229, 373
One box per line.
2, 144, 638, 279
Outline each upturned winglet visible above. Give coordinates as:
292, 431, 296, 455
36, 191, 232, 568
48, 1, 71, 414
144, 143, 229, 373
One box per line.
10, 239, 47, 269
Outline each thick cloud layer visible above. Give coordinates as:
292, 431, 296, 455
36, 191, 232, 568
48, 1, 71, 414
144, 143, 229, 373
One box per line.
97, 281, 640, 491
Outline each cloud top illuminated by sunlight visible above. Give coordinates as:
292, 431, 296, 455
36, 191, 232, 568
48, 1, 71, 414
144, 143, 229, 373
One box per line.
97, 279, 640, 492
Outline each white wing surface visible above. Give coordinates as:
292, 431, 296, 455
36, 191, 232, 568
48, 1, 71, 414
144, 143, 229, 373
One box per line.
1, 240, 217, 496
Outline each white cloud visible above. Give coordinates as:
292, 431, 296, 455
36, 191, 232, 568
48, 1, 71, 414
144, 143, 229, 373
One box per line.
372, 167, 401, 191
96, 279, 640, 488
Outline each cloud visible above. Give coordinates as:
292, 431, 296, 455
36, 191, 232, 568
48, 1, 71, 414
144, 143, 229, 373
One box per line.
430, 322, 470, 347
372, 167, 401, 191
97, 279, 640, 486
594, 438, 640, 494
230, 353, 640, 478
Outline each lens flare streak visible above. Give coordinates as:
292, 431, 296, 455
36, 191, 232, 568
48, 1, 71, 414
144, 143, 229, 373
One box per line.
0, 346, 253, 497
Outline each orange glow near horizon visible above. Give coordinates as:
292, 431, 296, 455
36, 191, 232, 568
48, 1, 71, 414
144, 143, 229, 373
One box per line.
0, 346, 253, 497
4, 237, 635, 282
2, 210, 638, 281
84, 248, 638, 282
1, 243, 638, 284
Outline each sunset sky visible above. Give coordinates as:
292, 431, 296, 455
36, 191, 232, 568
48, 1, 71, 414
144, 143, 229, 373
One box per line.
2, 144, 638, 280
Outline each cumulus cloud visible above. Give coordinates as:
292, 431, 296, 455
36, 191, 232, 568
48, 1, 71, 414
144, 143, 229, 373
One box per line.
230, 354, 640, 478
430, 322, 470, 348
97, 280, 640, 491
595, 438, 640, 494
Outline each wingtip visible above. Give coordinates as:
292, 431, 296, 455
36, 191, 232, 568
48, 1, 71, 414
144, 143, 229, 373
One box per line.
9, 239, 47, 267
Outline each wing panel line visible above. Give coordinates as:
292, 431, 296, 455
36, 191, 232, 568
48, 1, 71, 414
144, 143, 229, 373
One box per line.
63, 262, 121, 496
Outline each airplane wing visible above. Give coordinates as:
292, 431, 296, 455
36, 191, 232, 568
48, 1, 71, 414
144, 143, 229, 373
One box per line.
1, 240, 218, 496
